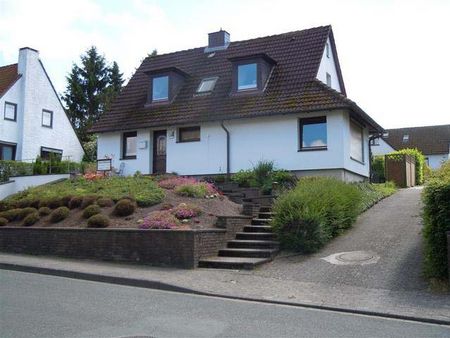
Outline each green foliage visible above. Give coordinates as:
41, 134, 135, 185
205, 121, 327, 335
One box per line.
80, 195, 97, 209
0, 208, 21, 221
38, 207, 52, 216
82, 135, 97, 162
356, 181, 397, 211
0, 217, 8, 226
114, 199, 136, 216
231, 170, 256, 187
371, 155, 385, 182
39, 197, 63, 209
22, 212, 40, 227
68, 196, 83, 209
82, 204, 101, 219
87, 214, 110, 228
389, 148, 426, 185
175, 183, 208, 198
97, 197, 114, 207
49, 207, 70, 223
17, 207, 38, 220
422, 162, 450, 280
0, 160, 33, 182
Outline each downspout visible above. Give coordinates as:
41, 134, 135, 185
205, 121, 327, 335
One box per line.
368, 132, 383, 183
220, 121, 230, 181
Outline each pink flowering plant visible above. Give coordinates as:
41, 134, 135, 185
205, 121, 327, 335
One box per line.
140, 211, 180, 229
171, 203, 201, 220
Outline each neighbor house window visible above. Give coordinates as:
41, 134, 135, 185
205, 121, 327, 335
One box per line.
42, 109, 53, 128
402, 134, 409, 143
197, 77, 218, 93
299, 117, 327, 150
238, 63, 257, 90
4, 102, 17, 121
178, 126, 200, 142
350, 120, 364, 163
370, 138, 380, 146
326, 73, 332, 87
40, 146, 63, 160
326, 42, 330, 58
0, 142, 16, 160
152, 76, 169, 101
122, 131, 137, 159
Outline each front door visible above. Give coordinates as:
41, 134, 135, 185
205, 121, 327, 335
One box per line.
153, 130, 167, 174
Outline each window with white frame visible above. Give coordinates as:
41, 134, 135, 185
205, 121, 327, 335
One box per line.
4, 102, 17, 121
326, 42, 330, 58
237, 63, 257, 90
402, 134, 409, 143
326, 73, 332, 87
350, 120, 364, 163
197, 77, 218, 93
152, 76, 169, 101
42, 109, 53, 128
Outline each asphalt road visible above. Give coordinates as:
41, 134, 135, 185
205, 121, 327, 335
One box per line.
1, 270, 449, 338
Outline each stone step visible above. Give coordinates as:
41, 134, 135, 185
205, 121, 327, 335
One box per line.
258, 212, 275, 219
228, 239, 279, 249
218, 248, 278, 258
198, 256, 271, 270
243, 225, 273, 233
252, 218, 272, 225
236, 232, 276, 241
259, 206, 272, 213
224, 192, 245, 198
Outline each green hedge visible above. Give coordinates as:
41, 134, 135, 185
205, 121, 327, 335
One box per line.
371, 155, 385, 182
422, 161, 450, 280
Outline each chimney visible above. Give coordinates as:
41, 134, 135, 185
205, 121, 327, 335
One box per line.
18, 47, 39, 75
205, 29, 230, 53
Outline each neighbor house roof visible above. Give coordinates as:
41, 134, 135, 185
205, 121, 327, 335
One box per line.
0, 63, 21, 98
91, 25, 383, 133
384, 125, 450, 155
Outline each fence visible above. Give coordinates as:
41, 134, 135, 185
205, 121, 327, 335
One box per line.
385, 154, 416, 188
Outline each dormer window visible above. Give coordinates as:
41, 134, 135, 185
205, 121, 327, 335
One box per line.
152, 76, 169, 101
238, 63, 257, 90
403, 134, 409, 143
197, 77, 218, 93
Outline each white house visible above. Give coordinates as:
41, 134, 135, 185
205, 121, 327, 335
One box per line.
92, 26, 383, 181
371, 125, 450, 169
0, 47, 84, 162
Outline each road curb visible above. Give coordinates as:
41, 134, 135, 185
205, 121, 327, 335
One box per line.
1, 262, 449, 327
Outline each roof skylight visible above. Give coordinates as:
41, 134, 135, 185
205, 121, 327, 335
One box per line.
197, 77, 218, 93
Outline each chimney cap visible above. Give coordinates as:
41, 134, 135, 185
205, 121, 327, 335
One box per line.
19, 47, 39, 53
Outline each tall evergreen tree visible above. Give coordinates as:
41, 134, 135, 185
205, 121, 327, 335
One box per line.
104, 61, 124, 112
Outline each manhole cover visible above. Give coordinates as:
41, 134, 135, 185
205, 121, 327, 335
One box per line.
321, 251, 380, 266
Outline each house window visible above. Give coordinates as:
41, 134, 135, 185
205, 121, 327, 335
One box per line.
178, 126, 200, 143
299, 117, 327, 151
197, 77, 218, 93
350, 120, 364, 163
42, 110, 53, 128
0, 142, 16, 160
326, 73, 332, 87
238, 63, 257, 90
326, 42, 330, 58
122, 131, 137, 159
4, 102, 17, 121
40, 147, 63, 160
402, 134, 409, 143
152, 76, 169, 101
370, 138, 380, 146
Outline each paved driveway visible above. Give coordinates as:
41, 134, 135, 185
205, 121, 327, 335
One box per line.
256, 187, 428, 292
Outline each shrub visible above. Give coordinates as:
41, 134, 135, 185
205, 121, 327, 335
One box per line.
422, 163, 450, 280
272, 170, 297, 191
97, 197, 114, 207
175, 183, 208, 198
114, 199, 136, 216
159, 203, 174, 211
272, 177, 362, 253
15, 198, 40, 209
38, 207, 52, 216
87, 214, 110, 228
82, 204, 101, 219
140, 211, 180, 229
61, 195, 74, 207
171, 203, 201, 219
22, 212, 40, 226
39, 197, 63, 209
17, 207, 38, 220
0, 201, 9, 212
356, 182, 396, 211
68, 196, 83, 209
231, 170, 256, 188
135, 192, 164, 207
371, 155, 385, 183
50, 206, 70, 223
81, 195, 97, 209
0, 217, 8, 226
0, 208, 21, 221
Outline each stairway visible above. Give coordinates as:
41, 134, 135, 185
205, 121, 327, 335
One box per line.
199, 206, 279, 270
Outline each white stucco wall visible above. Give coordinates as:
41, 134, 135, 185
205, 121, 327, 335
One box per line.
0, 78, 23, 155
316, 36, 342, 93
18, 48, 84, 162
97, 109, 370, 180
370, 138, 396, 156
426, 153, 449, 169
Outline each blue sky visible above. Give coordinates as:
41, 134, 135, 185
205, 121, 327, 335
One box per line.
1, 0, 449, 128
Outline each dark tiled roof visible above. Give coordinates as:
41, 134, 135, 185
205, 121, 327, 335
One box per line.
385, 125, 450, 155
0, 63, 21, 98
92, 26, 382, 133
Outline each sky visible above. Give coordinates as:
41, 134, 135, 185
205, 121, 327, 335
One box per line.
0, 0, 449, 129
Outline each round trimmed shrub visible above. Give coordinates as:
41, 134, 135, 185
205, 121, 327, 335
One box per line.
114, 199, 136, 217
61, 195, 74, 207
68, 196, 83, 209
97, 197, 114, 208
39, 197, 63, 209
80, 195, 97, 209
0, 217, 8, 226
0, 208, 21, 222
50, 206, 70, 223
22, 212, 40, 227
87, 214, 110, 228
16, 198, 40, 209
18, 207, 38, 220
38, 207, 52, 216
82, 204, 101, 219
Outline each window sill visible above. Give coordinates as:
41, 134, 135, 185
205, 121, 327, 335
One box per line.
176, 139, 200, 143
42, 125, 53, 129
4, 118, 17, 122
350, 157, 365, 165
298, 147, 328, 152
120, 156, 137, 160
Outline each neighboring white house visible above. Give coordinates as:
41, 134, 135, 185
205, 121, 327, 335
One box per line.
371, 125, 450, 169
0, 47, 84, 162
92, 26, 383, 181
